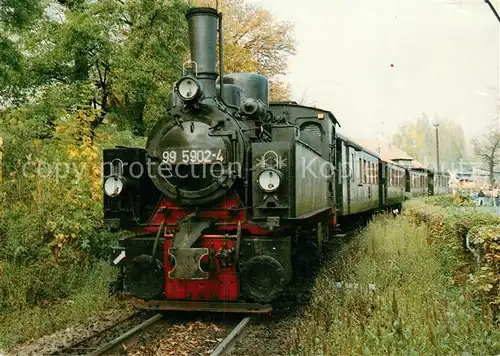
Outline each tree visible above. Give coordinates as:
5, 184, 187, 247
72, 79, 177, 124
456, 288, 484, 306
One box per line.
392, 113, 466, 171
2, 0, 297, 139
0, 0, 42, 28
297, 89, 316, 107
2, 0, 190, 138
0, 0, 43, 99
193, 0, 296, 101
471, 125, 500, 185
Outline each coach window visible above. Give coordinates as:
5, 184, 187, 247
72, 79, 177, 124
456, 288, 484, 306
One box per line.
366, 161, 369, 183
362, 160, 365, 183
364, 160, 367, 183
359, 158, 362, 183
367, 162, 370, 183
362, 159, 365, 183
351, 153, 355, 182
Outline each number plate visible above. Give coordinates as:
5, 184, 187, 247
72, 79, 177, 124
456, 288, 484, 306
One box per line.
162, 148, 226, 164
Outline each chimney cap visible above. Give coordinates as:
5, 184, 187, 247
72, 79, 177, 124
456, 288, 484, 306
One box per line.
186, 7, 219, 18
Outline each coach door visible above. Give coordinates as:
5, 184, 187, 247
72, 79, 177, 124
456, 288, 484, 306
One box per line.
379, 162, 386, 206
335, 138, 343, 215
338, 139, 351, 215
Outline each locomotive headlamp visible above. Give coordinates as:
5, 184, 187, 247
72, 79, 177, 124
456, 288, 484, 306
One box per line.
176, 76, 202, 101
258, 169, 281, 193
104, 175, 125, 197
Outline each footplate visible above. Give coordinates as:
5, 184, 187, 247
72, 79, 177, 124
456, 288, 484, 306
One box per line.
130, 298, 273, 314
168, 247, 209, 280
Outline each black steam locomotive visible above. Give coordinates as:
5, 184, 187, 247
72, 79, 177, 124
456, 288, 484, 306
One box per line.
103, 7, 450, 313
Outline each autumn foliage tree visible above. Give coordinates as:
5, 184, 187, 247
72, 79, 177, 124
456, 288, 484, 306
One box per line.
392, 113, 466, 171
471, 125, 500, 185
193, 0, 296, 101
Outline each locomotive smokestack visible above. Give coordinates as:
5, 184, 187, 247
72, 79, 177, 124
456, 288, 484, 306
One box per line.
185, 7, 219, 101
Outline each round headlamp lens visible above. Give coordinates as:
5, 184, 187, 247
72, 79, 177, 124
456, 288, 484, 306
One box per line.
258, 169, 281, 193
177, 77, 201, 101
104, 175, 124, 197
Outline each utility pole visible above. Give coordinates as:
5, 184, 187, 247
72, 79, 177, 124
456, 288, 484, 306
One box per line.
434, 123, 440, 172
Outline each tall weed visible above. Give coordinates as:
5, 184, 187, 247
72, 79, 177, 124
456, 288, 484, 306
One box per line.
288, 214, 500, 355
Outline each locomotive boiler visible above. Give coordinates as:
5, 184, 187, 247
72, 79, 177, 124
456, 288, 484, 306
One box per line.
104, 6, 338, 312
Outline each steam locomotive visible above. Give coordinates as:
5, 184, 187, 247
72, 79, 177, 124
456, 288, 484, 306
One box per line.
103, 7, 450, 313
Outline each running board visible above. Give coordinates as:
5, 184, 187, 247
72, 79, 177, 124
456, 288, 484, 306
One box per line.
130, 299, 272, 314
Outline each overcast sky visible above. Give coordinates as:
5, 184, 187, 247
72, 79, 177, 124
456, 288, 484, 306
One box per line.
248, 0, 500, 145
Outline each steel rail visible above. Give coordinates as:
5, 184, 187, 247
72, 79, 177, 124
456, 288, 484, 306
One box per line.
209, 317, 251, 356
89, 313, 163, 355
51, 312, 145, 355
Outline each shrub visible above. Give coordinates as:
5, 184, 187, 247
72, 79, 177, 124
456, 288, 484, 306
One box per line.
467, 225, 500, 311
404, 199, 500, 318
0, 107, 143, 350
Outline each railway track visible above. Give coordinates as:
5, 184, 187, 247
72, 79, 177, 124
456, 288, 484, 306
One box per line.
51, 311, 251, 356
51, 312, 161, 355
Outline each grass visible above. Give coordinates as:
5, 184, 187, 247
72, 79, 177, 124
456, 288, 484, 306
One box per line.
0, 260, 128, 352
287, 213, 500, 355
